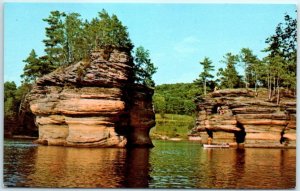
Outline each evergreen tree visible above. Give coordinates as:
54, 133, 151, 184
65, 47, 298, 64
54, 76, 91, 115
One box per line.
263, 12, 297, 102
217, 53, 242, 89
133, 46, 157, 88
83, 18, 100, 53
64, 13, 84, 64
21, 49, 42, 83
97, 9, 133, 51
42, 11, 66, 67
194, 57, 214, 95
239, 48, 261, 91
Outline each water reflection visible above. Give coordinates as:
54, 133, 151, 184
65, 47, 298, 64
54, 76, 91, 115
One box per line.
25, 146, 127, 187
4, 141, 152, 188
197, 148, 295, 189
4, 140, 38, 187
124, 148, 151, 188
4, 140, 296, 189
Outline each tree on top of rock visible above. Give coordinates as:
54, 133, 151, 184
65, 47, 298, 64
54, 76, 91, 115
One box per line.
21, 49, 55, 83
43, 11, 66, 67
64, 12, 84, 64
262, 12, 297, 103
21, 10, 156, 89
97, 10, 133, 51
217, 53, 242, 89
194, 57, 215, 95
239, 48, 262, 91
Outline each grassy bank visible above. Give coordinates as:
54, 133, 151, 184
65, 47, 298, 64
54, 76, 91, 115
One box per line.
150, 114, 195, 140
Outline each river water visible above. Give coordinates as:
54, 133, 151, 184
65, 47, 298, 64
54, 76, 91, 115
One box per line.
3, 139, 296, 189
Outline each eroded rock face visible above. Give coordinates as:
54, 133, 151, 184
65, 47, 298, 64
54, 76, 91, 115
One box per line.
194, 89, 296, 147
27, 49, 155, 147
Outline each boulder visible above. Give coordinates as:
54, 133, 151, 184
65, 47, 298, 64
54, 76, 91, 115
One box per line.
28, 49, 155, 148
193, 89, 296, 147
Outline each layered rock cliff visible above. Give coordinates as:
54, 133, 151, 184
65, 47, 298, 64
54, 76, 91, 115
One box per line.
194, 89, 296, 148
27, 49, 155, 147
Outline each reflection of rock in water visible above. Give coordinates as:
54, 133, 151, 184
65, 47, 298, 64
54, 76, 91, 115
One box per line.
234, 148, 246, 179
26, 146, 127, 188
124, 148, 151, 188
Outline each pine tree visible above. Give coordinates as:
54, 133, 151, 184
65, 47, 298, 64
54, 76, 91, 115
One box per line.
263, 13, 297, 102
42, 11, 66, 67
21, 49, 42, 83
239, 48, 261, 91
217, 53, 241, 89
133, 46, 157, 88
194, 57, 214, 95
64, 13, 83, 64
97, 9, 133, 51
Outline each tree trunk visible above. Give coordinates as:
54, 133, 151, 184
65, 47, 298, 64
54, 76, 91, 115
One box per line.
273, 77, 276, 96
276, 77, 280, 105
204, 78, 206, 96
254, 73, 257, 92
244, 63, 248, 89
268, 74, 272, 101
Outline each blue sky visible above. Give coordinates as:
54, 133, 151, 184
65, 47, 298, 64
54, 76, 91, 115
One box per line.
4, 3, 297, 86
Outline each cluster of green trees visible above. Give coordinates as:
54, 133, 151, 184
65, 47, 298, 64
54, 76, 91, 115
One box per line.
4, 82, 31, 120
21, 10, 133, 83
21, 9, 156, 85
5, 10, 157, 124
153, 83, 199, 116
194, 13, 296, 105
153, 12, 296, 117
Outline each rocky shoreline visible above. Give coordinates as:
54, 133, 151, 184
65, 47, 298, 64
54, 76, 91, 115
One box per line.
193, 89, 296, 148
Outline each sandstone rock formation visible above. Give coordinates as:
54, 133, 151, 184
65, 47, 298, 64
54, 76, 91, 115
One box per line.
27, 49, 155, 147
194, 89, 296, 148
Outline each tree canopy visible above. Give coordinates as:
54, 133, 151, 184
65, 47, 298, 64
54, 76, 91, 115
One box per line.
217, 53, 242, 89
194, 57, 215, 95
133, 46, 157, 88
21, 9, 141, 84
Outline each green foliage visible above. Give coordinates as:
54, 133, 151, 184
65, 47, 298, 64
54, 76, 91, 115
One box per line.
97, 10, 133, 51
217, 53, 242, 89
43, 11, 66, 67
151, 114, 195, 139
64, 12, 85, 63
4, 81, 18, 119
4, 82, 32, 120
4, 81, 17, 101
21, 9, 135, 82
133, 46, 157, 88
153, 94, 166, 118
154, 83, 199, 115
21, 49, 55, 83
194, 57, 215, 95
239, 48, 262, 90
262, 12, 297, 102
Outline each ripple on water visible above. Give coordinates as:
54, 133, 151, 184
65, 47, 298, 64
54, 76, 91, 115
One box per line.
3, 139, 296, 189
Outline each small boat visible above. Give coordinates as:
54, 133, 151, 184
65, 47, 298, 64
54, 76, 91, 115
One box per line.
203, 143, 230, 148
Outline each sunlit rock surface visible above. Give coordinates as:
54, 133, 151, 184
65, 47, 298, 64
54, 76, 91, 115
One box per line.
194, 89, 296, 148
27, 49, 155, 147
